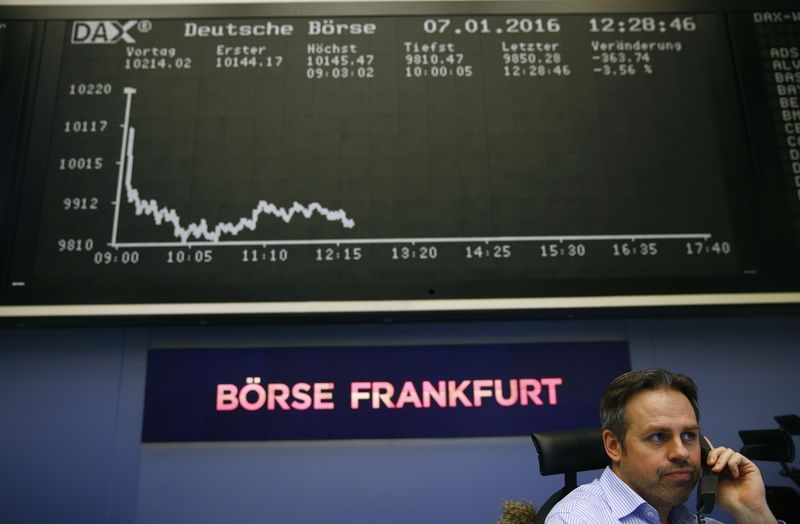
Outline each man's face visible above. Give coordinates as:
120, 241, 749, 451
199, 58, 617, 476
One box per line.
613, 389, 702, 513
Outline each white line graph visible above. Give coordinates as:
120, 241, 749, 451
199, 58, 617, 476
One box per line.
108, 87, 712, 249
110, 87, 355, 247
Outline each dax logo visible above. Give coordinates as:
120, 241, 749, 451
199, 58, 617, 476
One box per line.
71, 20, 142, 44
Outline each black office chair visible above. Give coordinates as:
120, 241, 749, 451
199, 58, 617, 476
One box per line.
738, 415, 800, 524
530, 427, 608, 524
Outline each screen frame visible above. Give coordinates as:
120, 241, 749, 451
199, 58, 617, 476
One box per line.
1, 0, 799, 320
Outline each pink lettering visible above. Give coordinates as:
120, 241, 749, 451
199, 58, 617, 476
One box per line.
472, 379, 493, 407
541, 378, 563, 405
395, 381, 423, 408
350, 382, 371, 409
216, 384, 239, 411
239, 383, 266, 411
268, 383, 290, 410
314, 382, 335, 410
448, 380, 473, 407
220, 376, 562, 412
372, 381, 395, 408
422, 380, 447, 408
291, 382, 312, 410
494, 379, 518, 407
520, 378, 543, 406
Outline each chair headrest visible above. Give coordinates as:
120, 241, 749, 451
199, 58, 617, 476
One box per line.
531, 427, 608, 476
739, 428, 796, 462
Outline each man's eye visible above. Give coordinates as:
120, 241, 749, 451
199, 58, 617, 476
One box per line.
649, 433, 665, 442
681, 432, 698, 441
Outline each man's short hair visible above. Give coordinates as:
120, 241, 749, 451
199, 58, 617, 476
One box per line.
600, 368, 700, 447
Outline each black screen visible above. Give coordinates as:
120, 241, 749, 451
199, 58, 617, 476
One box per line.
1, 2, 799, 317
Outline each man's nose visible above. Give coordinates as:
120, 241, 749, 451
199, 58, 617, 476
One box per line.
667, 437, 690, 461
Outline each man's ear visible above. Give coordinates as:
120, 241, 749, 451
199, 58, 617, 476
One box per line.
603, 428, 623, 465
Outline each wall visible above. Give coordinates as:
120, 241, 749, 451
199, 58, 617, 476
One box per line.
1, 314, 798, 523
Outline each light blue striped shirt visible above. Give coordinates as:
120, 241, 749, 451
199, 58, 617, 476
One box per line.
545, 466, 724, 524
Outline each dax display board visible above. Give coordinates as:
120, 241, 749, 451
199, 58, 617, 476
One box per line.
1, 1, 800, 318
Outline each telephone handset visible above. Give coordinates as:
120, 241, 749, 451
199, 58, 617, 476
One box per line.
697, 435, 720, 517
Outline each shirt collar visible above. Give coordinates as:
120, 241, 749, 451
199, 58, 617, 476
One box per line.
598, 467, 696, 524
669, 505, 697, 524
599, 466, 653, 519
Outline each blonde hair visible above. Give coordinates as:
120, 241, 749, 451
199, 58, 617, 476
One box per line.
494, 499, 537, 524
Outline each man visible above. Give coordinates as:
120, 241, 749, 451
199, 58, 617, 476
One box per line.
545, 368, 779, 524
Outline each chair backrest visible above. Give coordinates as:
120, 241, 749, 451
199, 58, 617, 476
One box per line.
738, 428, 796, 462
530, 427, 608, 524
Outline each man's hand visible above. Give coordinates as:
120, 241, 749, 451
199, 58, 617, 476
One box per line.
704, 436, 778, 524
